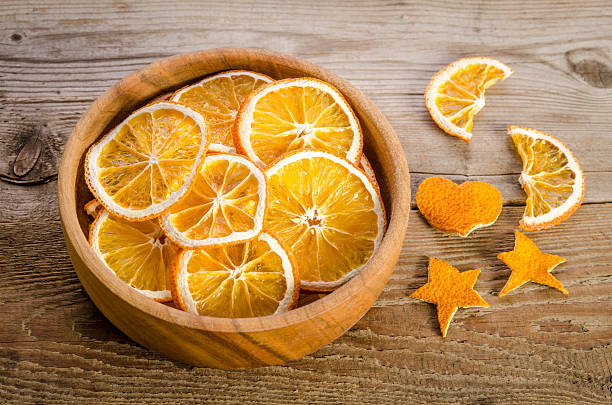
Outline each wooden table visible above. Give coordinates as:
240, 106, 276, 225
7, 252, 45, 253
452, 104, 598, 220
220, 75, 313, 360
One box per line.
1, 1, 611, 403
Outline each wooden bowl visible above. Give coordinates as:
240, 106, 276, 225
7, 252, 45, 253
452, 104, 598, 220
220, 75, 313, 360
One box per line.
58, 48, 410, 369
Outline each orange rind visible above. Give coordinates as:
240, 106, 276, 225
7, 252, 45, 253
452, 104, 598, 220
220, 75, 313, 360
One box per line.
416, 177, 502, 237
84, 199, 102, 218
497, 230, 568, 297
411, 257, 489, 337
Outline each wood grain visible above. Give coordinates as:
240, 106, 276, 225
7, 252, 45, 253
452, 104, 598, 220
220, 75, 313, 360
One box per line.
2, 206, 611, 403
1, 0, 612, 402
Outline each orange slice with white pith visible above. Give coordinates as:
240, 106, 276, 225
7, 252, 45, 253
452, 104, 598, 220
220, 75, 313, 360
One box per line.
172, 70, 272, 152
508, 126, 585, 231
160, 153, 267, 248
84, 199, 102, 218
359, 154, 381, 191
85, 102, 208, 220
425, 57, 513, 142
264, 150, 384, 291
90, 209, 179, 301
234, 78, 362, 167
172, 231, 299, 318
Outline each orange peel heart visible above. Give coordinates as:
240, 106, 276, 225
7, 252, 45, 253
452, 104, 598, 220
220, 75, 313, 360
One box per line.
497, 231, 568, 297
411, 257, 489, 337
416, 177, 503, 237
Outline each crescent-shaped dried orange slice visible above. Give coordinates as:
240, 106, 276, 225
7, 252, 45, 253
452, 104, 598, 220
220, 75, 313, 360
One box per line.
85, 102, 208, 220
172, 70, 272, 152
172, 232, 299, 318
509, 126, 585, 231
159, 153, 267, 248
234, 78, 362, 167
425, 57, 513, 142
264, 150, 384, 291
89, 209, 179, 301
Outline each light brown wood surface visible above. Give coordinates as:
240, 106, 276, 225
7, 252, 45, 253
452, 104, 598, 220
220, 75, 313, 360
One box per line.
1, 0, 611, 403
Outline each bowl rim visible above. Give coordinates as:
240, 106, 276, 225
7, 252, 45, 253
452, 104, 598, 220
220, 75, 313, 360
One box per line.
58, 48, 410, 334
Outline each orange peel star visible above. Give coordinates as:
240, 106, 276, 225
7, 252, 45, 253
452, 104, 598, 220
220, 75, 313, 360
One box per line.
411, 257, 489, 337
416, 177, 503, 237
497, 231, 568, 297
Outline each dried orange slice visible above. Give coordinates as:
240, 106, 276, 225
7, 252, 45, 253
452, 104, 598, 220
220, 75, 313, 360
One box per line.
89, 209, 179, 301
85, 101, 208, 220
234, 78, 362, 167
359, 155, 378, 188
425, 57, 513, 142
508, 126, 585, 231
172, 232, 298, 317
84, 199, 102, 218
265, 151, 384, 291
359, 155, 387, 219
172, 70, 272, 152
160, 153, 267, 248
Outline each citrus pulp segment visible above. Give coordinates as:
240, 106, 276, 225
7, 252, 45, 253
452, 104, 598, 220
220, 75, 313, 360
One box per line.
160, 153, 267, 248
85, 102, 208, 220
264, 150, 384, 291
425, 57, 513, 142
172, 232, 298, 317
234, 78, 362, 167
508, 126, 585, 231
89, 209, 179, 301
172, 70, 272, 152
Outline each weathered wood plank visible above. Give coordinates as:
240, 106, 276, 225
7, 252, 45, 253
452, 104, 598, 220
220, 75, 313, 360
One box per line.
1, 1, 611, 189
1, 0, 612, 402
1, 205, 611, 403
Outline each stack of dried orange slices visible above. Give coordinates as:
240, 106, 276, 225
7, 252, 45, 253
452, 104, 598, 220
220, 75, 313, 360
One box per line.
83, 70, 385, 319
